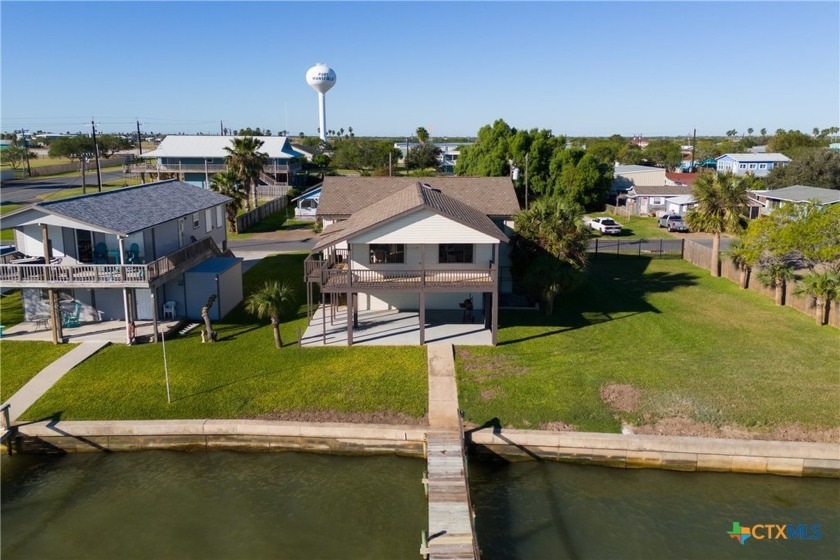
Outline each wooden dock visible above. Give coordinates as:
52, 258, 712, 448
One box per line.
423, 431, 479, 559
423, 344, 479, 559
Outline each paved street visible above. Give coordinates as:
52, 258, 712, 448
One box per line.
1, 169, 127, 205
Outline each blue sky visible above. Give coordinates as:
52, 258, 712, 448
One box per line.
2, 1, 838, 138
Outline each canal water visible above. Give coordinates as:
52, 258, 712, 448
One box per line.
2, 451, 838, 559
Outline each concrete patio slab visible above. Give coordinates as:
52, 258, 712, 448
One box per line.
2, 319, 184, 344
300, 307, 492, 346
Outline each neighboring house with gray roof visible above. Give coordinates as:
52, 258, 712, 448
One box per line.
624, 185, 694, 215
0, 180, 242, 343
751, 185, 840, 216
305, 179, 519, 346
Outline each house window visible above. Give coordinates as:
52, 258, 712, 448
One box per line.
749, 163, 757, 169
369, 244, 405, 264
439, 244, 474, 263
205, 209, 213, 233
759, 163, 767, 169
216, 205, 224, 229
192, 212, 200, 229
651, 197, 664, 206
739, 163, 747, 169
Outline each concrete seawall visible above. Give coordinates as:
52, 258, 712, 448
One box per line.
14, 420, 427, 458
468, 428, 840, 478
10, 420, 839, 478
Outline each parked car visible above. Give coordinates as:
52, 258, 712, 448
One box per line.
589, 217, 622, 235
657, 213, 678, 227
658, 214, 689, 232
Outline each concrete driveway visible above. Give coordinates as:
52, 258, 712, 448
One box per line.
228, 226, 316, 272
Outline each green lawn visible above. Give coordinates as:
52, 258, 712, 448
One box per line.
0, 341, 77, 403
0, 290, 24, 328
19, 254, 428, 421
1, 203, 23, 242
457, 257, 840, 435
589, 213, 673, 240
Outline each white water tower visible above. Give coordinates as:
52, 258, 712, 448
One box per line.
306, 63, 337, 142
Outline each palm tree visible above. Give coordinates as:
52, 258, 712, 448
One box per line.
245, 281, 297, 348
510, 197, 591, 315
794, 271, 839, 325
756, 260, 795, 306
210, 170, 246, 233
685, 172, 749, 277
224, 136, 268, 212
726, 240, 753, 289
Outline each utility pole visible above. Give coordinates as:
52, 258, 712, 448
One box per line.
525, 152, 530, 210
81, 156, 87, 195
91, 119, 103, 192
691, 128, 697, 172
220, 120, 224, 135
19, 129, 32, 177
136, 119, 143, 156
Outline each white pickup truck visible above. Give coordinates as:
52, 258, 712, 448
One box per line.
587, 217, 623, 235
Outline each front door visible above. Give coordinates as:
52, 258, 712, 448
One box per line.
134, 289, 153, 320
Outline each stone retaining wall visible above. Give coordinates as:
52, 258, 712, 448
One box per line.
467, 428, 840, 478
11, 420, 839, 478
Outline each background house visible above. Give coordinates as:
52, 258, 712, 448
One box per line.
715, 153, 790, 177
0, 180, 242, 342
290, 185, 322, 220
751, 185, 840, 215
132, 135, 305, 197
612, 164, 669, 194
625, 185, 694, 215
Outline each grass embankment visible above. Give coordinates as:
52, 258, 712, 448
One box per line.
1, 204, 23, 242
457, 257, 840, 438
19, 254, 427, 421
0, 341, 76, 402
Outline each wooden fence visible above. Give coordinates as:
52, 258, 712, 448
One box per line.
235, 196, 288, 233
682, 239, 839, 328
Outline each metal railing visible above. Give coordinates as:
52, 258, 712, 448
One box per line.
128, 162, 296, 174
0, 237, 220, 288
323, 266, 495, 289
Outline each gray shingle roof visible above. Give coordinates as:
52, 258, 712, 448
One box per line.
39, 179, 230, 235
760, 185, 840, 205
313, 182, 509, 251
317, 176, 520, 218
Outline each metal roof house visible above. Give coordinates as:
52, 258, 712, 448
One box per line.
0, 180, 242, 344
751, 185, 840, 215
612, 165, 670, 193
290, 185, 322, 220
131, 135, 305, 197
303, 177, 519, 346
624, 185, 694, 215
715, 153, 790, 177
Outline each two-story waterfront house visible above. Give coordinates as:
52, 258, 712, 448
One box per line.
0, 180, 243, 343
715, 153, 790, 177
304, 177, 520, 346
130, 135, 304, 197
